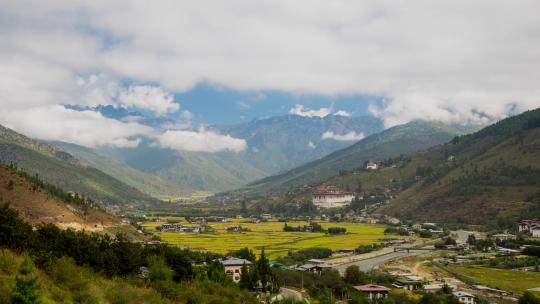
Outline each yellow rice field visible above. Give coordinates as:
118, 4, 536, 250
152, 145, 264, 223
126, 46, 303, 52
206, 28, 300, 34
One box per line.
142, 218, 391, 258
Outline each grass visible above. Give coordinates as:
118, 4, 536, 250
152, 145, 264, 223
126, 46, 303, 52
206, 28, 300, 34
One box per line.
142, 219, 390, 259
448, 265, 540, 295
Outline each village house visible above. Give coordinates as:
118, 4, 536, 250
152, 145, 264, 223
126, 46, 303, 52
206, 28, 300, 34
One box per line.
353, 284, 390, 300
219, 257, 252, 283
452, 291, 475, 304
294, 259, 330, 275
518, 219, 540, 234
312, 186, 354, 208
393, 275, 423, 291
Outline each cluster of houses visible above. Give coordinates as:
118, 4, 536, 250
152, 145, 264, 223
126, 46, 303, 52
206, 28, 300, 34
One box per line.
518, 219, 540, 237
353, 273, 476, 304
187, 216, 227, 223
156, 223, 206, 233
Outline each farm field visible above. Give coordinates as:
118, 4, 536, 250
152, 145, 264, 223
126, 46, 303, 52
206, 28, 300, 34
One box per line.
142, 218, 391, 259
448, 265, 540, 295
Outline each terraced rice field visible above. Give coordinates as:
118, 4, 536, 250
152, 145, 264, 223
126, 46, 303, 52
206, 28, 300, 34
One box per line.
448, 265, 540, 295
142, 218, 390, 258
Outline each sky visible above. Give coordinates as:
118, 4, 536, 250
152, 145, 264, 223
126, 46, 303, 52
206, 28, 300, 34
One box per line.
0, 1, 539, 152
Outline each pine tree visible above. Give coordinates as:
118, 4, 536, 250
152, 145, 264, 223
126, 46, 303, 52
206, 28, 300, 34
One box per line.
11, 258, 41, 304
257, 248, 271, 292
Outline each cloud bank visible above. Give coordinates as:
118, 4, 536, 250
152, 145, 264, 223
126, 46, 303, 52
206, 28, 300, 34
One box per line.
1, 0, 540, 137
156, 128, 247, 153
289, 104, 351, 118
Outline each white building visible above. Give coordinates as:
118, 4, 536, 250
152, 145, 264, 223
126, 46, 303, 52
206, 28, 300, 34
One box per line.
532, 226, 540, 238
366, 161, 378, 170
220, 257, 252, 283
312, 188, 354, 208
452, 291, 475, 304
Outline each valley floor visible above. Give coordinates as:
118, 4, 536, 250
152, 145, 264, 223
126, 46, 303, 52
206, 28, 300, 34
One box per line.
142, 218, 391, 258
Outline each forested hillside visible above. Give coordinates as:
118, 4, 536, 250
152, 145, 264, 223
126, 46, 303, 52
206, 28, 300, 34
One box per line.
0, 162, 120, 230
0, 124, 158, 207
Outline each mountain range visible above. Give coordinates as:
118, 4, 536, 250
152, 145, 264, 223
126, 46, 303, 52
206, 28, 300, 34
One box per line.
87, 114, 385, 193
235, 120, 477, 196
259, 108, 540, 225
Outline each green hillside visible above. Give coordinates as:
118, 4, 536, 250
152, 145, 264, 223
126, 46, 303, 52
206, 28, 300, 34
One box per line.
102, 145, 267, 193
274, 109, 540, 225
237, 120, 473, 196
52, 141, 190, 199
0, 125, 158, 207
378, 108, 540, 224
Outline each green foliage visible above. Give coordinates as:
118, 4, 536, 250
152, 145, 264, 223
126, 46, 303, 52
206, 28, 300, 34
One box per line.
147, 255, 174, 282
229, 247, 256, 262
519, 292, 540, 304
277, 247, 333, 265
11, 258, 41, 304
344, 265, 368, 285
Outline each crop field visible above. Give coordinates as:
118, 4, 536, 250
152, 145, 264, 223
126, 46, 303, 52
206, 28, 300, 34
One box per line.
142, 218, 390, 259
447, 265, 540, 295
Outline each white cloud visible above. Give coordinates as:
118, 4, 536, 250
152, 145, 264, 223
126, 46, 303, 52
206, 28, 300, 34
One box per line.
289, 104, 352, 118
308, 141, 316, 149
1, 1, 540, 128
289, 104, 332, 118
334, 110, 351, 117
155, 127, 247, 153
321, 131, 365, 142
0, 106, 153, 148
118, 85, 180, 115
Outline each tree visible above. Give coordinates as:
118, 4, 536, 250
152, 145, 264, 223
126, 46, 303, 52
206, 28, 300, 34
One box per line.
11, 258, 41, 304
147, 255, 174, 282
519, 292, 540, 304
239, 263, 257, 290
232, 247, 256, 262
241, 200, 247, 214
257, 249, 272, 292
344, 265, 367, 285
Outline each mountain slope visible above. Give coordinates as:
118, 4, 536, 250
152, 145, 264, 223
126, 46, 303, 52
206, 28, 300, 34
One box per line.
0, 124, 158, 207
218, 114, 384, 172
239, 120, 472, 196
100, 144, 267, 193
52, 141, 190, 198
0, 163, 120, 230
377, 108, 540, 223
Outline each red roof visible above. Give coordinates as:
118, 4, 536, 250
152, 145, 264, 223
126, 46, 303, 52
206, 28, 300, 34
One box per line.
354, 284, 390, 292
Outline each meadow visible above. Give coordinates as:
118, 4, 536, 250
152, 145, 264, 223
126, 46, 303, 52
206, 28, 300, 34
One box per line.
447, 265, 540, 295
142, 218, 389, 259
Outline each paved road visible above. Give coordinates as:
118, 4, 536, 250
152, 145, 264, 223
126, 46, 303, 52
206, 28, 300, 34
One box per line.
332, 250, 425, 274
279, 287, 304, 302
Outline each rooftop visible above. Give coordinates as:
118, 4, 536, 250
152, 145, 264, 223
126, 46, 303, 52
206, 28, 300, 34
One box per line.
354, 284, 390, 292
219, 258, 252, 266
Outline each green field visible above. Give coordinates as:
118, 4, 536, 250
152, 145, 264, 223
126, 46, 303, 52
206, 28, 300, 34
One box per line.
142, 219, 390, 258
448, 265, 540, 295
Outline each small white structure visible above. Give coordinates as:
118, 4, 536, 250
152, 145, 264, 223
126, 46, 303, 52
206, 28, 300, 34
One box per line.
532, 226, 540, 238
219, 257, 252, 283
312, 187, 354, 208
452, 291, 475, 304
366, 161, 378, 170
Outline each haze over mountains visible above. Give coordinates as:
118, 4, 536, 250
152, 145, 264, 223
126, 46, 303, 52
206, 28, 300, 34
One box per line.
57, 112, 385, 193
